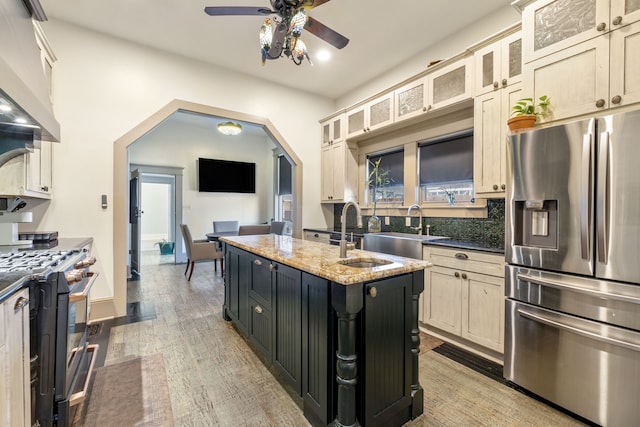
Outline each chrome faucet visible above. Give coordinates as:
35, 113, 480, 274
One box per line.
407, 203, 423, 235
340, 201, 363, 258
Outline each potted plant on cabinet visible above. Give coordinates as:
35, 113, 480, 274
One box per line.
367, 158, 392, 232
507, 95, 551, 132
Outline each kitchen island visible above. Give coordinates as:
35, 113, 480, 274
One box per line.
220, 234, 431, 427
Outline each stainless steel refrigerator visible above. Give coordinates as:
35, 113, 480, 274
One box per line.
504, 110, 640, 427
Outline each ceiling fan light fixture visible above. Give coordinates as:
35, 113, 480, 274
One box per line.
217, 121, 243, 136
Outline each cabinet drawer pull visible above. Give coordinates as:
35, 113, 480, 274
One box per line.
254, 259, 263, 266
269, 263, 275, 271
255, 305, 263, 314
597, 22, 606, 31
369, 286, 378, 298
454, 272, 460, 278
14, 297, 29, 310
454, 252, 468, 260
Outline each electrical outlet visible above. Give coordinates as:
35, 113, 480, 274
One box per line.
385, 216, 390, 225
405, 217, 411, 227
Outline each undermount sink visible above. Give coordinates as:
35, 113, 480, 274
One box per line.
363, 232, 449, 260
337, 257, 394, 269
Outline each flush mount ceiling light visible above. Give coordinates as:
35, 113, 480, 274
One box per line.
217, 121, 243, 136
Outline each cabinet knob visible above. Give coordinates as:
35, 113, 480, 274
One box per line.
596, 99, 605, 108
493, 184, 499, 190
597, 22, 606, 31
501, 184, 506, 190
427, 105, 432, 111
612, 16, 623, 26
454, 272, 460, 278
369, 286, 378, 298
502, 79, 507, 87
14, 297, 29, 310
422, 106, 427, 112
41, 186, 49, 192
461, 273, 468, 280
269, 263, 275, 271
255, 305, 263, 314
493, 81, 499, 89
611, 95, 622, 105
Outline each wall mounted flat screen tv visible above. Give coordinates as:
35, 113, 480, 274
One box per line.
198, 157, 256, 193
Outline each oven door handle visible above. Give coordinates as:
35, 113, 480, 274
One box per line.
516, 272, 640, 304
69, 344, 99, 407
69, 272, 99, 303
517, 308, 640, 352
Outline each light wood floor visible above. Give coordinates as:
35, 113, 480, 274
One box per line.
94, 253, 588, 426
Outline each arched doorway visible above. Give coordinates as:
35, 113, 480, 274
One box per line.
112, 99, 303, 317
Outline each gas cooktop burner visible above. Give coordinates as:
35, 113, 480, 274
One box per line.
0, 250, 75, 273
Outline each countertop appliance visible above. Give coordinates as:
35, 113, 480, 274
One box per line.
504, 111, 640, 427
0, 242, 97, 426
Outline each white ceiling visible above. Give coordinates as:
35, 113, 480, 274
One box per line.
39, 0, 512, 100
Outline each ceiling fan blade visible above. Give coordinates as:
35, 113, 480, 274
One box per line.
301, 0, 332, 10
304, 16, 349, 49
204, 7, 272, 16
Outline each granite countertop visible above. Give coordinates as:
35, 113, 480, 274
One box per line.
221, 234, 431, 286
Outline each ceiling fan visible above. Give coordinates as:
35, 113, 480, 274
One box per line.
204, 0, 349, 65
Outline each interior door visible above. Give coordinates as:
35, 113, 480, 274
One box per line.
129, 169, 142, 278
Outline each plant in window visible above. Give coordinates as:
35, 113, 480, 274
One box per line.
367, 158, 392, 231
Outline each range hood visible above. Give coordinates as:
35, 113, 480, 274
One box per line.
0, 0, 60, 169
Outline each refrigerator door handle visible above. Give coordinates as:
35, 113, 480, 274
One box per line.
516, 272, 640, 304
580, 130, 593, 260
517, 307, 640, 352
597, 131, 610, 263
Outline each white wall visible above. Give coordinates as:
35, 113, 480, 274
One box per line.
129, 117, 276, 238
336, 6, 521, 108
36, 20, 334, 302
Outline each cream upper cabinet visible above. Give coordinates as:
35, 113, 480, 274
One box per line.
394, 75, 430, 123
321, 141, 357, 203
474, 83, 522, 197
421, 246, 505, 355
345, 92, 394, 139
474, 31, 522, 96
522, 0, 610, 63
524, 18, 640, 122
427, 56, 473, 111
0, 140, 53, 199
320, 112, 345, 147
1, 288, 31, 427
611, 0, 640, 27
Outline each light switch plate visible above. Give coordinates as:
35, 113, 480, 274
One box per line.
405, 217, 411, 227
385, 216, 390, 225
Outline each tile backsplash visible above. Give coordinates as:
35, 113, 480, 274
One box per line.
334, 199, 505, 250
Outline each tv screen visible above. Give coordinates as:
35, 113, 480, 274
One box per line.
198, 158, 256, 193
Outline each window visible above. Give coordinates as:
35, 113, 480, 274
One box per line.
367, 150, 404, 206
418, 129, 474, 204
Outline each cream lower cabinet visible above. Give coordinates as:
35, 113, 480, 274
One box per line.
473, 83, 522, 197
421, 246, 505, 355
321, 141, 357, 203
303, 230, 331, 244
0, 288, 31, 427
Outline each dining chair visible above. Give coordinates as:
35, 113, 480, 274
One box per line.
269, 221, 286, 235
238, 224, 271, 235
212, 220, 239, 250
180, 224, 224, 280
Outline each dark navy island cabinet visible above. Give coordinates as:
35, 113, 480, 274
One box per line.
223, 244, 424, 427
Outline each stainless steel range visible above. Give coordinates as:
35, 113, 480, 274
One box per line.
2, 244, 98, 426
